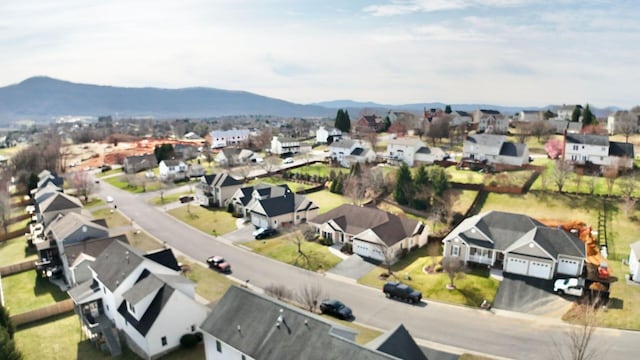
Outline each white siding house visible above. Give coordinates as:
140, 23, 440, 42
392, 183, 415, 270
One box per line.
209, 129, 250, 148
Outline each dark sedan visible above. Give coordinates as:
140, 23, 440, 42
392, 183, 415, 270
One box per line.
319, 299, 353, 320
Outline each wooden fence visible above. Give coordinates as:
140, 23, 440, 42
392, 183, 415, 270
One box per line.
11, 299, 74, 326
0, 226, 29, 243
0, 259, 36, 276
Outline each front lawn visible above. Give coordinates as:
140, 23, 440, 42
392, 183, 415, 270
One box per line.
286, 163, 349, 179
97, 168, 123, 178
178, 257, 234, 303
15, 312, 205, 360
125, 230, 163, 252
149, 191, 192, 206
304, 190, 352, 214
358, 247, 500, 307
83, 198, 105, 208
90, 208, 131, 228
0, 236, 37, 264
248, 176, 316, 192
1, 270, 69, 314
243, 232, 342, 272
168, 205, 237, 236
103, 174, 163, 193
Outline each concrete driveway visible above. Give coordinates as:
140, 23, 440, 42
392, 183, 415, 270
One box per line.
220, 222, 255, 243
327, 252, 376, 280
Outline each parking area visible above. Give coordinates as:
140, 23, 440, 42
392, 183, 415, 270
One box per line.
492, 273, 569, 315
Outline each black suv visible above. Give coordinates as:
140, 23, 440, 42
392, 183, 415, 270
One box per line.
383, 281, 422, 303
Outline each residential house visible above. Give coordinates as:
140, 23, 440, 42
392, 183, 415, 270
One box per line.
316, 126, 342, 144
607, 110, 640, 135
386, 137, 446, 166
270, 136, 300, 155
563, 134, 634, 170
186, 164, 205, 178
329, 139, 376, 168
158, 159, 187, 181
209, 129, 250, 148
200, 286, 427, 360
215, 148, 255, 167
231, 183, 318, 230
30, 171, 64, 197
183, 132, 202, 140
547, 119, 582, 134
309, 204, 428, 263
442, 211, 586, 280
450, 110, 472, 128
355, 114, 384, 133
35, 191, 83, 226
519, 110, 542, 122
33, 182, 64, 204
474, 109, 508, 133
173, 144, 199, 160
68, 241, 208, 359
629, 240, 640, 283
123, 154, 158, 174
195, 173, 243, 208
463, 134, 530, 166
557, 104, 582, 121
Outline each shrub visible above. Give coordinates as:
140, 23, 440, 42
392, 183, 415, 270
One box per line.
318, 237, 333, 246
180, 333, 200, 348
341, 242, 353, 254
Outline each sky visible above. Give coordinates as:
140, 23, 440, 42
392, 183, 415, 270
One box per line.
1, 0, 639, 108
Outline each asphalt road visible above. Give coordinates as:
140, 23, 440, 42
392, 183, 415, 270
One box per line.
95, 176, 640, 360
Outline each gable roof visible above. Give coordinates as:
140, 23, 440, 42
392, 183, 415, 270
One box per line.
200, 286, 399, 360
565, 134, 609, 147
203, 172, 243, 187
118, 272, 176, 336
47, 212, 109, 242
161, 159, 184, 167
609, 141, 634, 158
499, 142, 527, 157
144, 248, 181, 272
465, 134, 506, 147
366, 324, 428, 360
64, 235, 129, 269
331, 139, 357, 150
310, 204, 422, 247
38, 192, 83, 214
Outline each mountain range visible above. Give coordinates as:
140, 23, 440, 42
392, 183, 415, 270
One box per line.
0, 77, 620, 125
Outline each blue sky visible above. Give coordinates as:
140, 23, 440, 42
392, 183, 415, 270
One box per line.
1, 0, 638, 108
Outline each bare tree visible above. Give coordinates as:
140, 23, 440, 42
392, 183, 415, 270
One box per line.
427, 241, 441, 269
261, 156, 279, 175
0, 191, 11, 234
587, 175, 597, 195
553, 160, 574, 192
291, 230, 310, 266
602, 163, 619, 195
366, 167, 388, 201
552, 304, 602, 360
618, 174, 636, 199
343, 174, 366, 206
614, 111, 638, 143
375, 242, 397, 275
264, 283, 292, 301
427, 117, 450, 146
297, 281, 325, 312
201, 142, 213, 169
366, 132, 379, 152
69, 169, 95, 202
530, 120, 554, 142
442, 256, 465, 290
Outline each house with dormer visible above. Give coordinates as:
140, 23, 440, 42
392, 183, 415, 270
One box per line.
195, 173, 243, 208
563, 134, 634, 170
200, 286, 427, 360
442, 211, 586, 280
230, 183, 318, 230
68, 241, 208, 359
463, 134, 529, 166
329, 139, 376, 168
309, 204, 428, 263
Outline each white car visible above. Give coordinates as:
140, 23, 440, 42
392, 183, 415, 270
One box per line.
554, 278, 584, 297
283, 157, 294, 164
106, 196, 114, 203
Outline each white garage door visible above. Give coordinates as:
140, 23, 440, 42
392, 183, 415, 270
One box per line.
251, 214, 269, 229
528, 261, 552, 279
557, 258, 580, 275
506, 257, 528, 275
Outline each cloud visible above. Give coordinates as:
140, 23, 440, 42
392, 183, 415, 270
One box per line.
363, 0, 527, 16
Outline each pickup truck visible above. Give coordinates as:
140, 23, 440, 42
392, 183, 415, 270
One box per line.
554, 278, 585, 297
383, 281, 422, 303
207, 256, 231, 274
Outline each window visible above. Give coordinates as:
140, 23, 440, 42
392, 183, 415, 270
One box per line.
128, 302, 135, 314
452, 245, 460, 256
161, 337, 167, 346
216, 340, 222, 353
191, 325, 195, 332
242, 355, 246, 360
572, 145, 578, 150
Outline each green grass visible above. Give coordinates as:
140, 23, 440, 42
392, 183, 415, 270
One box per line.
358, 249, 500, 307
304, 190, 352, 214
444, 167, 486, 184
84, 198, 105, 208
8, 216, 31, 232
178, 257, 234, 303
14, 312, 205, 360
286, 163, 349, 179
0, 144, 26, 157
90, 208, 131, 228
97, 168, 123, 178
149, 191, 192, 206
1, 270, 69, 314
248, 177, 315, 192
0, 236, 37, 264
168, 205, 237, 236
243, 232, 342, 272
103, 175, 163, 194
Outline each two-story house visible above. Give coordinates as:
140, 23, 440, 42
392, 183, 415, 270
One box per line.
209, 129, 250, 148
463, 134, 529, 166
557, 104, 582, 121
158, 159, 187, 181
68, 241, 208, 359
329, 139, 376, 168
195, 172, 243, 208
123, 154, 158, 174
214, 148, 255, 167
519, 110, 542, 122
450, 110, 472, 128
270, 136, 300, 155
355, 114, 384, 133
35, 191, 84, 226
563, 134, 634, 169
474, 109, 508, 133
316, 126, 342, 144
386, 138, 446, 166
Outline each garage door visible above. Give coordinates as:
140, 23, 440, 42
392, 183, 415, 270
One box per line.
557, 258, 580, 275
506, 257, 528, 275
251, 213, 269, 229
528, 261, 552, 279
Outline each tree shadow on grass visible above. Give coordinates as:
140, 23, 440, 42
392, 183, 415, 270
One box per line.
455, 287, 485, 307
33, 273, 69, 301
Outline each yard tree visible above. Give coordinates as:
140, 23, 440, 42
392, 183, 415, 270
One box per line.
383, 115, 391, 132
543, 109, 556, 119
614, 111, 638, 143
153, 143, 175, 162
70, 169, 95, 202
201, 141, 213, 168
552, 303, 602, 360
553, 160, 574, 192
428, 167, 450, 197
297, 281, 325, 312
602, 162, 620, 195
571, 107, 582, 123
581, 104, 596, 127
334, 109, 351, 133
0, 326, 22, 360
393, 163, 413, 205
545, 138, 564, 159
530, 120, 554, 142
427, 116, 450, 146
442, 256, 465, 290
344, 173, 366, 206
264, 284, 292, 301
0, 304, 15, 339
445, 105, 452, 113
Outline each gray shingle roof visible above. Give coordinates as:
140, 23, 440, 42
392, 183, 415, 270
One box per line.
366, 324, 428, 360
91, 241, 146, 292
609, 141, 634, 158
47, 212, 108, 243
64, 234, 129, 268
465, 134, 506, 147
38, 192, 83, 214
499, 142, 527, 157
565, 134, 609, 146
200, 286, 399, 360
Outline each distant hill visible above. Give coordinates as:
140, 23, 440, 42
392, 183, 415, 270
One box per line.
0, 76, 335, 123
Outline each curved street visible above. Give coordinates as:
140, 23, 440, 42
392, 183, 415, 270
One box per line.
95, 177, 640, 360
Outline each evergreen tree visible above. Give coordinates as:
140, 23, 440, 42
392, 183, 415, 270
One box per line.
335, 109, 345, 132
350, 162, 361, 176
0, 305, 14, 339
154, 143, 175, 162
27, 173, 39, 194
428, 167, 450, 196
414, 165, 429, 186
393, 163, 413, 205
571, 107, 581, 123
444, 105, 452, 114
383, 116, 391, 132
0, 327, 22, 360
344, 110, 351, 133
582, 104, 596, 127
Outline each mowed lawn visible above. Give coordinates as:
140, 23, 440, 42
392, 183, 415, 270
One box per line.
90, 208, 131, 228
1, 270, 69, 314
15, 312, 205, 360
243, 232, 342, 272
304, 190, 352, 214
0, 236, 37, 264
168, 205, 237, 236
178, 257, 234, 303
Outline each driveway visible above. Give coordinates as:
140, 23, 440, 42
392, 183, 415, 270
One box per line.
327, 253, 376, 280
492, 273, 570, 315
221, 224, 255, 243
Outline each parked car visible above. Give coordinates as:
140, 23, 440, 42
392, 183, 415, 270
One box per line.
319, 299, 353, 320
253, 227, 277, 240
554, 278, 585, 297
179, 195, 194, 203
207, 255, 231, 274
106, 196, 114, 203
283, 157, 294, 164
383, 281, 422, 303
